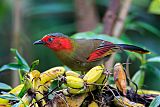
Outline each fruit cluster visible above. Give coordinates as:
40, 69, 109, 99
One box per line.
0, 64, 146, 107
0, 65, 105, 106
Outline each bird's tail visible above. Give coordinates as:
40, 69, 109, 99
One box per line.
116, 44, 150, 54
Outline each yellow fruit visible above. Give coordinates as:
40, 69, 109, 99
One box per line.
66, 85, 96, 95
28, 70, 41, 80
65, 76, 84, 89
85, 85, 96, 92
0, 98, 9, 105
96, 73, 106, 84
83, 66, 104, 83
67, 87, 85, 94
40, 67, 65, 84
20, 93, 33, 106
9, 84, 24, 96
28, 70, 41, 90
40, 80, 52, 92
27, 70, 46, 106
88, 101, 98, 107
65, 71, 80, 78
114, 63, 127, 95
61, 83, 68, 89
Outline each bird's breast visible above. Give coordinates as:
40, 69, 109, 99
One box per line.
55, 50, 104, 71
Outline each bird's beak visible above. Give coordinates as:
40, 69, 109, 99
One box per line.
33, 40, 45, 45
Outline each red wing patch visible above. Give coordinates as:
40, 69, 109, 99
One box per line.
87, 41, 119, 62
87, 49, 106, 62
87, 47, 114, 62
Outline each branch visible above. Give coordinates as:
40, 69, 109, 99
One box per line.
11, 0, 23, 87
112, 0, 132, 37
104, 0, 132, 68
102, 0, 120, 35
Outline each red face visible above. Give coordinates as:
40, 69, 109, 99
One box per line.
34, 35, 73, 52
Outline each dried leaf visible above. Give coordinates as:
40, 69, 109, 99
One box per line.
66, 93, 88, 107
114, 63, 127, 95
48, 93, 87, 107
88, 101, 98, 107
114, 96, 145, 107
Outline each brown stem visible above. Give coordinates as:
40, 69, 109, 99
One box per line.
112, 0, 132, 37
105, 0, 132, 69
11, 0, 22, 87
74, 0, 99, 32
102, 0, 121, 35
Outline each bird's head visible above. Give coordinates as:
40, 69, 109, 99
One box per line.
33, 33, 73, 51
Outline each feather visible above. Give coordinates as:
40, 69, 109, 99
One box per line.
87, 41, 117, 62
116, 44, 150, 54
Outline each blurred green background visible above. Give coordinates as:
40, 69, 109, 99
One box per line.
0, 0, 160, 90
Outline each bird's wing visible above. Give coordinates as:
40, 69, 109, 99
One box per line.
87, 41, 120, 62
73, 39, 103, 62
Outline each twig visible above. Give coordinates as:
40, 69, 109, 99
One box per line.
102, 0, 120, 35
125, 56, 131, 80
12, 0, 23, 87
105, 0, 132, 69
107, 86, 125, 106
112, 0, 132, 37
30, 83, 62, 107
87, 83, 105, 86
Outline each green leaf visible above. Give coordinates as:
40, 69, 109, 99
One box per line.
126, 52, 143, 61
131, 70, 145, 89
29, 60, 39, 72
49, 80, 59, 90
18, 84, 29, 98
0, 49, 30, 72
71, 32, 125, 44
0, 93, 19, 101
149, 96, 160, 107
147, 56, 160, 63
0, 82, 12, 90
18, 76, 32, 97
136, 21, 160, 38
149, 0, 160, 15
147, 65, 160, 79
48, 80, 59, 100
120, 34, 133, 44
11, 49, 29, 67
18, 70, 23, 83
12, 102, 22, 107
12, 102, 28, 107
0, 63, 29, 72
126, 21, 160, 38
92, 24, 103, 34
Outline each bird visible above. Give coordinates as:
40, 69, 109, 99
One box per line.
33, 33, 150, 71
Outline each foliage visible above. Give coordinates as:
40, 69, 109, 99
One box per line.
147, 56, 160, 63
149, 96, 160, 107
0, 93, 19, 101
0, 49, 30, 72
0, 82, 12, 90
149, 0, 160, 15
131, 70, 145, 89
131, 54, 160, 89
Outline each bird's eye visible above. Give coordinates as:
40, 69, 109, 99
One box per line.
48, 38, 54, 42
